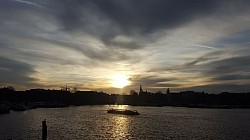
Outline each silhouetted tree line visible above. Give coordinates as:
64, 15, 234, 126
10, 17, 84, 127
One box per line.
1, 87, 250, 108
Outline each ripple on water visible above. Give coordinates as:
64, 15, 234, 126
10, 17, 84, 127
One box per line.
0, 106, 250, 139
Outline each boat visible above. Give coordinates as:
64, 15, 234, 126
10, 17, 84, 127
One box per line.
107, 108, 140, 115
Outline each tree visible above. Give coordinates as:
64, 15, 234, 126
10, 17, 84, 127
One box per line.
156, 90, 163, 94
130, 90, 138, 96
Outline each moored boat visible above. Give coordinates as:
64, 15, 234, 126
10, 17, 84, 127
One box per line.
107, 108, 140, 115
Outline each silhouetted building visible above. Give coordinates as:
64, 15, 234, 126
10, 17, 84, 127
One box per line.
1, 86, 250, 108
139, 85, 149, 95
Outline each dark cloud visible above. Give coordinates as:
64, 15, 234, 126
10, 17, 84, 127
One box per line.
44, 0, 220, 49
129, 75, 175, 87
149, 51, 250, 92
206, 56, 250, 75
185, 51, 223, 66
152, 83, 180, 88
0, 56, 38, 86
52, 0, 218, 33
213, 74, 250, 81
150, 50, 224, 73
188, 55, 250, 88
184, 83, 250, 93
182, 54, 250, 82
165, 51, 250, 77
96, 0, 218, 33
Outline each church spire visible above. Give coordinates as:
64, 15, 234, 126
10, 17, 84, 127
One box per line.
139, 84, 143, 94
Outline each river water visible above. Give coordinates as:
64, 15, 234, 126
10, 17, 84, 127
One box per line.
0, 105, 250, 140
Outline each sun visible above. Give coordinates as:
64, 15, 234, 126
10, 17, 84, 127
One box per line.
111, 74, 130, 88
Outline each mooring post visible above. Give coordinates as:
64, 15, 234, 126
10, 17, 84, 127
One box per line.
42, 119, 47, 140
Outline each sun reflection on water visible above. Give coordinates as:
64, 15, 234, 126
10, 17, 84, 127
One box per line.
109, 105, 129, 110
107, 105, 132, 139
111, 116, 129, 139
117, 105, 129, 110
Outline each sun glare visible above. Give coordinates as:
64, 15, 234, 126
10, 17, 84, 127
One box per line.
111, 74, 130, 88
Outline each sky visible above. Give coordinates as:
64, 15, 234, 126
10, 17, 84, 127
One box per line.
1, 0, 250, 93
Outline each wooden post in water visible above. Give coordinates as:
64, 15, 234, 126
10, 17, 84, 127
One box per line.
42, 119, 47, 140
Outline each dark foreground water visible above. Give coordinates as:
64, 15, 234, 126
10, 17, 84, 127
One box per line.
0, 105, 250, 140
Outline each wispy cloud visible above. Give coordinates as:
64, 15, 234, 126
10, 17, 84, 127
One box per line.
12, 0, 43, 8
193, 44, 220, 50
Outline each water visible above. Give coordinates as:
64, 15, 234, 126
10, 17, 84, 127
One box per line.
0, 106, 250, 140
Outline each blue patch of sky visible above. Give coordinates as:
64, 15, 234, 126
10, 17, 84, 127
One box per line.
217, 29, 250, 45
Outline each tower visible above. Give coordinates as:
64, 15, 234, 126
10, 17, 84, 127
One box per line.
166, 88, 170, 94
139, 84, 143, 94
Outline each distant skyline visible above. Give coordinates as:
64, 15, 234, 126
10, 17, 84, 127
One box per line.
1, 0, 250, 93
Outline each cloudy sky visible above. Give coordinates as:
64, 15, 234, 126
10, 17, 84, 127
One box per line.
1, 0, 250, 93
